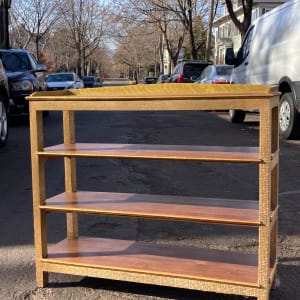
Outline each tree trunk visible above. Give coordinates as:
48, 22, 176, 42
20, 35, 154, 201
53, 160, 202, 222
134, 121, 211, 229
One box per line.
225, 0, 253, 39
0, 4, 10, 49
205, 0, 214, 61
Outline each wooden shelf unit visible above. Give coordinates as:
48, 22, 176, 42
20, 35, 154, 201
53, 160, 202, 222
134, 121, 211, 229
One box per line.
28, 84, 279, 300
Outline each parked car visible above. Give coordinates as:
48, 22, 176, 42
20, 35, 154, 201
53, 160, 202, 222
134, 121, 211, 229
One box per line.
82, 76, 103, 88
225, 0, 300, 139
196, 64, 233, 84
0, 49, 47, 114
0, 58, 9, 146
156, 74, 169, 83
45, 72, 84, 91
142, 77, 158, 84
169, 60, 212, 83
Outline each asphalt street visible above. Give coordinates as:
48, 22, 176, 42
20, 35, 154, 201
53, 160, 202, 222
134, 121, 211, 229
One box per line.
0, 107, 299, 300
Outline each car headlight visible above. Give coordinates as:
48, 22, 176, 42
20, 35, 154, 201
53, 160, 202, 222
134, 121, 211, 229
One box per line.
11, 80, 34, 91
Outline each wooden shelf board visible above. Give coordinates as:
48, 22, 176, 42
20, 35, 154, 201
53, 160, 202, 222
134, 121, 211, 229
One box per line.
45, 237, 260, 287
28, 83, 279, 101
39, 143, 261, 163
42, 191, 259, 226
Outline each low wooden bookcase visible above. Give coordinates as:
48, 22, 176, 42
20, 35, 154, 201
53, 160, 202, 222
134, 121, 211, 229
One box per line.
28, 84, 279, 300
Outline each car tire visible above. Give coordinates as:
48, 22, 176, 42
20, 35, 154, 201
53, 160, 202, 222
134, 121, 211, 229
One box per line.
279, 92, 300, 139
0, 96, 8, 147
228, 109, 246, 123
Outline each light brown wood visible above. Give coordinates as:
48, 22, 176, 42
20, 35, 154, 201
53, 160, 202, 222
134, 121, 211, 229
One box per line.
29, 109, 49, 286
63, 110, 78, 239
28, 83, 280, 100
28, 84, 279, 299
40, 143, 261, 163
42, 191, 259, 226
46, 237, 262, 287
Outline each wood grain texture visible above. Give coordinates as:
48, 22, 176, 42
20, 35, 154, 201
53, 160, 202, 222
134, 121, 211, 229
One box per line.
43, 191, 259, 226
40, 143, 261, 163
27, 83, 279, 100
46, 237, 261, 287
28, 83, 279, 298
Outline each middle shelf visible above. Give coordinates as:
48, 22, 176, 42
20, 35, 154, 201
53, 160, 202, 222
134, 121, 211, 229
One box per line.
39, 143, 262, 163
42, 191, 260, 226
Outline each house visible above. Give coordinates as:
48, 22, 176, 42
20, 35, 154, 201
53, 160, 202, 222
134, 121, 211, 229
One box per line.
213, 0, 286, 63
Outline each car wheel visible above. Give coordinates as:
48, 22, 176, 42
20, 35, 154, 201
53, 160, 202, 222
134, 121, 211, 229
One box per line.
228, 109, 246, 123
0, 96, 8, 147
279, 92, 300, 139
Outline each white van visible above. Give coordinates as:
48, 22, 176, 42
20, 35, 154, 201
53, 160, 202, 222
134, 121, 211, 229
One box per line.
225, 0, 300, 139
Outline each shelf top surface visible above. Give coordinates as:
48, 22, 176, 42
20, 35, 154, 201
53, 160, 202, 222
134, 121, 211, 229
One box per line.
46, 237, 260, 287
43, 191, 260, 226
40, 143, 261, 163
27, 83, 279, 101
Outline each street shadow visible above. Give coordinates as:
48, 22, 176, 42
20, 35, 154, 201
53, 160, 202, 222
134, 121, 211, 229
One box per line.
49, 277, 253, 300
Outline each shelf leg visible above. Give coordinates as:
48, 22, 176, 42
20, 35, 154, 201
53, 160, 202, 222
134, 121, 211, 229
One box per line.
36, 269, 49, 288
29, 108, 49, 287
63, 111, 78, 239
67, 210, 78, 239
257, 287, 270, 300
257, 101, 278, 300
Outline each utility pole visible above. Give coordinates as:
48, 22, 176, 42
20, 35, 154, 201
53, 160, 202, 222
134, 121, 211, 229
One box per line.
0, 0, 11, 49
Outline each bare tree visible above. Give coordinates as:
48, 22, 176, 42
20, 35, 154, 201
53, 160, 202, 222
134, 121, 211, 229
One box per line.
121, 0, 185, 67
47, 26, 77, 72
114, 22, 159, 82
10, 0, 62, 59
59, 0, 110, 76
154, 0, 209, 60
225, 0, 253, 39
123, 0, 209, 63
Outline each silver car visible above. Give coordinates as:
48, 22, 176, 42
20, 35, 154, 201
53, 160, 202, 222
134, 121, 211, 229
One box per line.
45, 72, 84, 91
196, 64, 233, 84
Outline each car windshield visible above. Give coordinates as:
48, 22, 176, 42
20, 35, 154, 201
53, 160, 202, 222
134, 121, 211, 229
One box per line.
216, 66, 233, 76
0, 52, 30, 72
83, 77, 95, 82
184, 64, 208, 78
46, 73, 74, 82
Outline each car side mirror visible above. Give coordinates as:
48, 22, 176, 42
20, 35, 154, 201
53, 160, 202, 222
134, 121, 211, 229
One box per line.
225, 48, 236, 65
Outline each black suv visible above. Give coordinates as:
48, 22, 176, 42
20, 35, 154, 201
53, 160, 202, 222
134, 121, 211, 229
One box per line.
0, 58, 9, 146
0, 49, 47, 114
169, 60, 212, 83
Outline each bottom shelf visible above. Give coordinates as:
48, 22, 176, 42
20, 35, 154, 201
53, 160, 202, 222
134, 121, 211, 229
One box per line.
45, 237, 261, 288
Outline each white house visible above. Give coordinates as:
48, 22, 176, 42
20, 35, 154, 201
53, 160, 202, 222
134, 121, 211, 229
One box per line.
213, 0, 286, 63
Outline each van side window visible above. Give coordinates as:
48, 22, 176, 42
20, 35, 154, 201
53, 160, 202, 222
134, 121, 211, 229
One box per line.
237, 26, 254, 65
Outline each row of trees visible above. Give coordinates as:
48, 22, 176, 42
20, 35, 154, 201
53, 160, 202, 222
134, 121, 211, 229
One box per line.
6, 0, 254, 78
9, 0, 113, 76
